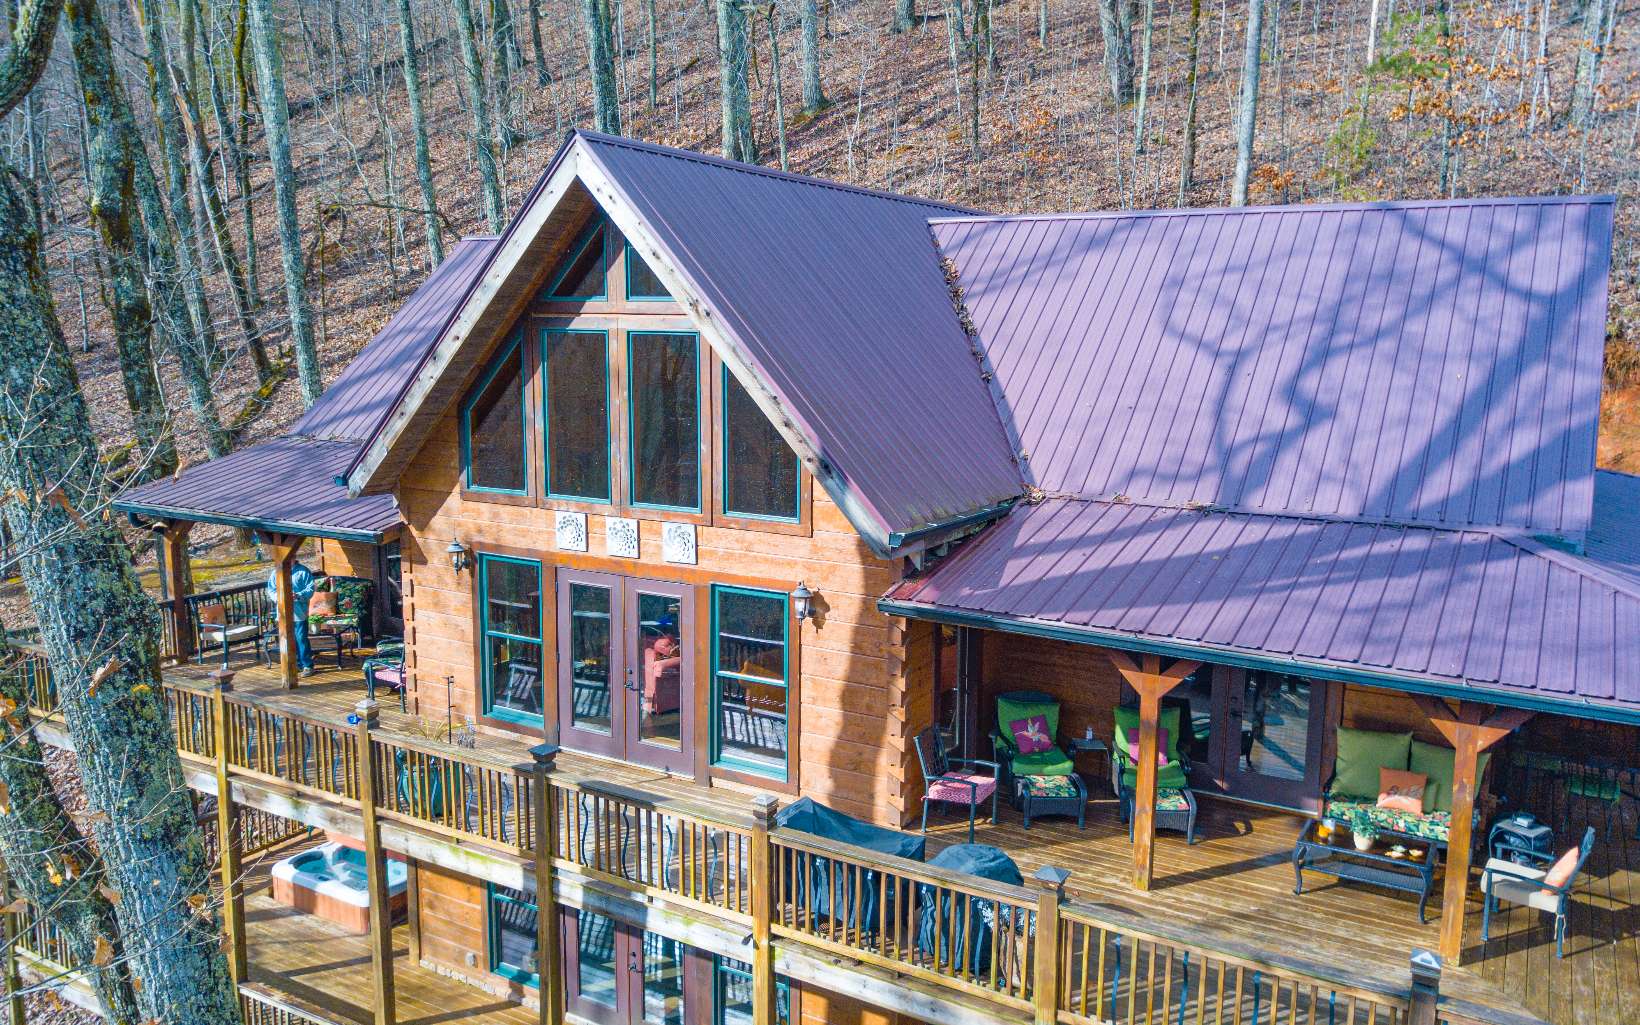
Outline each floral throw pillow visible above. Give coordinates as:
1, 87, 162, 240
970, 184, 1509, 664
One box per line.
1009, 715, 1053, 755
1377, 767, 1427, 815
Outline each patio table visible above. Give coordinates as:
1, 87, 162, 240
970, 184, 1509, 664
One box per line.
1292, 819, 1440, 922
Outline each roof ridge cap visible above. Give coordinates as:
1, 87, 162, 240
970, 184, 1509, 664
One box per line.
1496, 530, 1640, 597
574, 130, 983, 216
930, 193, 1616, 225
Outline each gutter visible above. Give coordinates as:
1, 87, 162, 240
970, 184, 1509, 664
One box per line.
876, 598, 1640, 728
884, 499, 1016, 551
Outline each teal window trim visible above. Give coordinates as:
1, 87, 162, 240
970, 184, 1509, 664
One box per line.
486, 883, 540, 989
541, 217, 608, 301
623, 240, 674, 301
709, 585, 791, 782
478, 553, 544, 727
540, 327, 614, 504
459, 332, 529, 496
713, 956, 790, 1025
720, 366, 801, 523
626, 330, 704, 514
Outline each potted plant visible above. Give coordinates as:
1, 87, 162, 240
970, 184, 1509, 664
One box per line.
1349, 811, 1378, 852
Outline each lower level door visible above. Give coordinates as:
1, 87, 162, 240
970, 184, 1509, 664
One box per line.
562, 910, 691, 1025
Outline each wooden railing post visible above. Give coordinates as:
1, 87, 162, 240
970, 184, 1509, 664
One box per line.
749, 794, 781, 1025
1030, 865, 1070, 1025
530, 743, 563, 1025
1407, 948, 1441, 1025
0, 867, 25, 1025
354, 700, 396, 1025
210, 670, 247, 985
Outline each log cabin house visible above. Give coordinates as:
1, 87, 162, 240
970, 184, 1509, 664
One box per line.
30, 131, 1630, 1025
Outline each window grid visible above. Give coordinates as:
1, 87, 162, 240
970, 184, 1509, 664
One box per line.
541, 327, 613, 504
485, 883, 539, 989
710, 585, 790, 782
479, 553, 544, 727
459, 333, 528, 495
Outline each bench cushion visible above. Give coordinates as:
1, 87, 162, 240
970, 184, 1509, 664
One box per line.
1409, 740, 1490, 814
201, 624, 259, 644
1481, 858, 1562, 912
1017, 774, 1081, 798
1326, 795, 1451, 843
926, 773, 997, 805
1334, 728, 1411, 798
1012, 748, 1075, 777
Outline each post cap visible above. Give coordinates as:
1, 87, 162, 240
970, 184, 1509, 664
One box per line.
530, 742, 561, 767
208, 669, 235, 691
750, 794, 780, 823
1409, 948, 1441, 986
353, 698, 379, 726
1032, 865, 1072, 894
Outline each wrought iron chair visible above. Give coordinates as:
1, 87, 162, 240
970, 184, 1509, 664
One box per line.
913, 726, 998, 843
1481, 825, 1596, 957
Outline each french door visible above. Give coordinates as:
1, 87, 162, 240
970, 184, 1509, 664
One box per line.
563, 910, 692, 1025
557, 570, 695, 774
1173, 666, 1336, 812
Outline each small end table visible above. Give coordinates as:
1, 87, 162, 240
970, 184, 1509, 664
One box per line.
1067, 734, 1109, 791
1489, 815, 1554, 864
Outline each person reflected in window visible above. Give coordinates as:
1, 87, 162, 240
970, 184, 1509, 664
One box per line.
266, 561, 316, 676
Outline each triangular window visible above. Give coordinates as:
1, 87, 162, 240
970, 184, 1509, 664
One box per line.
625, 242, 673, 300
544, 220, 607, 300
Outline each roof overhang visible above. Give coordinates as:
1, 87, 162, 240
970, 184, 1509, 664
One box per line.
115, 500, 397, 545
878, 597, 1640, 727
344, 132, 992, 559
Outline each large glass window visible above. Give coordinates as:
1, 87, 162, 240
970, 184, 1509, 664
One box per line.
714, 957, 790, 1025
722, 369, 799, 520
544, 221, 607, 300
480, 555, 543, 724
487, 884, 538, 988
567, 582, 613, 735
574, 910, 618, 1008
543, 328, 612, 502
644, 934, 687, 1025
460, 338, 527, 493
711, 587, 789, 780
628, 332, 701, 510
625, 241, 673, 300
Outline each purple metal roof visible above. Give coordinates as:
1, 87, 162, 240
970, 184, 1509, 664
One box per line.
1587, 470, 1640, 583
885, 498, 1640, 719
933, 197, 1613, 541
577, 132, 1023, 538
115, 436, 399, 541
295, 236, 498, 442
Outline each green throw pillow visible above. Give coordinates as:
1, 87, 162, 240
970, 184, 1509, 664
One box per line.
1332, 728, 1411, 798
1409, 739, 1490, 815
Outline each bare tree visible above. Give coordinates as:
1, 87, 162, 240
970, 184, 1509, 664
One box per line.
1231, 0, 1264, 205
1571, 0, 1617, 128
246, 0, 324, 406
530, 0, 552, 89
718, 0, 757, 161
893, 0, 914, 33
395, 0, 445, 264
452, 0, 506, 231
1097, 0, 1135, 104
799, 0, 826, 114
1178, 0, 1202, 203
1133, 0, 1156, 150
766, 4, 789, 169
582, 0, 622, 133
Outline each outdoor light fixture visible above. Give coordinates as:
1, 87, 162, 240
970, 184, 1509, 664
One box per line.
792, 581, 815, 622
446, 539, 471, 574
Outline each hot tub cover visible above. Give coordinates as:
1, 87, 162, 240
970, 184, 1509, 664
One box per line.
775, 798, 925, 933
918, 843, 1026, 977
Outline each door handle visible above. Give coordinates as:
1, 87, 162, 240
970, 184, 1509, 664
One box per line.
628, 949, 640, 973
625, 666, 638, 692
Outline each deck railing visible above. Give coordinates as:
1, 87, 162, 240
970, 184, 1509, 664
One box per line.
5, 643, 56, 717
368, 728, 537, 851
239, 982, 353, 1025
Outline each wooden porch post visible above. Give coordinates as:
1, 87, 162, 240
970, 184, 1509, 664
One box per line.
0, 866, 25, 1025
531, 743, 563, 1025
749, 794, 781, 1025
354, 700, 397, 1025
266, 533, 303, 690
158, 521, 196, 662
210, 671, 247, 985
1029, 866, 1070, 1025
1108, 652, 1201, 891
1412, 696, 1533, 966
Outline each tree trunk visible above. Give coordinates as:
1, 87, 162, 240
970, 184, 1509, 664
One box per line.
766, 5, 789, 169
1133, 0, 1155, 150
491, 0, 520, 148
799, 0, 826, 114
1571, 0, 1615, 128
1177, 0, 1201, 204
0, 648, 144, 1024
0, 0, 64, 115
395, 0, 445, 265
233, 0, 261, 306
893, 0, 914, 33
646, 0, 659, 108
1231, 0, 1264, 206
531, 0, 552, 88
1096, 0, 1135, 104
246, 0, 324, 406
1038, 0, 1048, 45
717, 0, 757, 161
63, 4, 179, 482
581, 0, 622, 133
0, 166, 241, 1025
453, 0, 506, 232
198, 0, 262, 313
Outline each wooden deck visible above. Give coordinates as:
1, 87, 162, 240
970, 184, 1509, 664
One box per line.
173, 656, 1637, 1025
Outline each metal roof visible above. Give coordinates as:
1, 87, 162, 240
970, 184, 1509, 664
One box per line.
576, 132, 1024, 539
115, 238, 497, 540
883, 498, 1640, 722
115, 436, 399, 542
293, 236, 498, 442
932, 197, 1613, 541
1587, 469, 1640, 583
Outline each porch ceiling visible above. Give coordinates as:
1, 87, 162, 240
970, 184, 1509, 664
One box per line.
882, 497, 1640, 724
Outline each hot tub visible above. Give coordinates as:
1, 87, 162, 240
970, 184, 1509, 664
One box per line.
270, 842, 407, 934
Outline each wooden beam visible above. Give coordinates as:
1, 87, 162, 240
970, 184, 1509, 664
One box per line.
158, 522, 195, 661
1415, 699, 1534, 965
749, 794, 780, 1025
266, 533, 302, 690
1108, 653, 1201, 890
354, 701, 396, 1025
210, 674, 247, 985
1029, 867, 1069, 1025
532, 745, 563, 1025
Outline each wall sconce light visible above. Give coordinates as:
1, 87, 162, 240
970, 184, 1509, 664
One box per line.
792, 581, 815, 622
446, 539, 471, 574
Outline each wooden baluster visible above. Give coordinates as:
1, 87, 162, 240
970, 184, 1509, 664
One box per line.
531, 744, 563, 1025
354, 700, 396, 1025
1030, 865, 1069, 1025
209, 671, 247, 985
1, 867, 26, 1025
748, 794, 780, 1025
